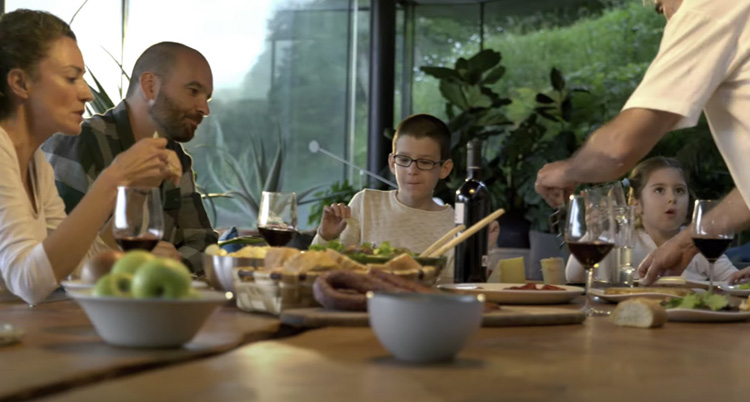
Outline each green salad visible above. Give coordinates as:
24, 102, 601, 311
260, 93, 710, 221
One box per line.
308, 241, 415, 260
664, 292, 730, 311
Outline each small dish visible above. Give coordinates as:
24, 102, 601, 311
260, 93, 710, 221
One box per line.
438, 283, 583, 305
368, 292, 483, 363
666, 308, 750, 323
717, 283, 750, 297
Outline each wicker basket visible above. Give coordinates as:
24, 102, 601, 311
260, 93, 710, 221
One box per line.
234, 262, 445, 316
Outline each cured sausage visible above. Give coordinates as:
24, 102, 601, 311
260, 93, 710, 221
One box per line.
368, 268, 436, 293
312, 270, 400, 311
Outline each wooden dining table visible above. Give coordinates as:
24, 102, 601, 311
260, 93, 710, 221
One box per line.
4, 295, 750, 401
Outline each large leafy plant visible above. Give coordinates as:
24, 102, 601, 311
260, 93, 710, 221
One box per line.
421, 49, 585, 232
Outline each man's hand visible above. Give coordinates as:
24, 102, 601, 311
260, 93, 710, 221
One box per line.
318, 203, 351, 241
165, 150, 182, 186
637, 231, 697, 284
151, 241, 181, 261
535, 160, 577, 208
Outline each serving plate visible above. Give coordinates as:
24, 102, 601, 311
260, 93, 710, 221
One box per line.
588, 288, 688, 303
438, 283, 583, 305
667, 308, 750, 323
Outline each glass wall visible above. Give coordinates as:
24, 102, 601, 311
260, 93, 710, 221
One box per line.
5, 0, 371, 230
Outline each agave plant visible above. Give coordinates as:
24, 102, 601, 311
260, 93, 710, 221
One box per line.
194, 119, 321, 225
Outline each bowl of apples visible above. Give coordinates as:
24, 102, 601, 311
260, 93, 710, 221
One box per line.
68, 250, 228, 348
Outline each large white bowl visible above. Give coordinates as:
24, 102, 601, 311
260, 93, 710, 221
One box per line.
368, 292, 483, 363
69, 290, 227, 348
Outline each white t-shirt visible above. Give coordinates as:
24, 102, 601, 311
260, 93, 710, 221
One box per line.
565, 228, 737, 283
623, 1, 750, 207
0, 127, 109, 305
311, 189, 455, 279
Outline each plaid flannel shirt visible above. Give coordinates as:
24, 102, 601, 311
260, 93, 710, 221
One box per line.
41, 101, 217, 273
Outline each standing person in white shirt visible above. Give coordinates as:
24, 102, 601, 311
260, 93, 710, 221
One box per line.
565, 157, 737, 283
534, 0, 750, 284
311, 114, 499, 280
0, 10, 176, 305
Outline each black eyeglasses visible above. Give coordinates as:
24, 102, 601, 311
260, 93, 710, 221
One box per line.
391, 154, 445, 171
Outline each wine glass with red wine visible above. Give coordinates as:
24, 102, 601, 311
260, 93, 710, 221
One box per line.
692, 199, 733, 292
112, 187, 164, 251
258, 191, 298, 247
565, 194, 615, 316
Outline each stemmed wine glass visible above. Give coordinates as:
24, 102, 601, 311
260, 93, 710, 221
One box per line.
565, 194, 616, 316
258, 191, 298, 247
583, 181, 629, 284
691, 199, 733, 293
112, 186, 164, 251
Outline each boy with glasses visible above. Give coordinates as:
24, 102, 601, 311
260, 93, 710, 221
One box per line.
313, 114, 499, 281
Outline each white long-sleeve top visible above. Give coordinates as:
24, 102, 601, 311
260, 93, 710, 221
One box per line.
565, 228, 738, 283
311, 189, 456, 279
0, 127, 109, 305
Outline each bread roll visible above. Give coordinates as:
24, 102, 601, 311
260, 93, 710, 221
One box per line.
611, 298, 667, 328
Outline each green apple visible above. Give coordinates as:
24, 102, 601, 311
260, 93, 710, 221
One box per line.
111, 250, 154, 276
131, 258, 192, 299
184, 287, 202, 300
92, 272, 133, 297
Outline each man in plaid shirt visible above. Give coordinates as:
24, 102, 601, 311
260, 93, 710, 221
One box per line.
42, 42, 217, 273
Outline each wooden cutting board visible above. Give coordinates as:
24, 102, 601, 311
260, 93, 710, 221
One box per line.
280, 306, 585, 328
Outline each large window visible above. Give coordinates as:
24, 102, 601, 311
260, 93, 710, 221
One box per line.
5, 0, 370, 230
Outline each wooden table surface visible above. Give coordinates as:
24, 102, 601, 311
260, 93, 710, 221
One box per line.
37, 313, 750, 402
0, 299, 283, 401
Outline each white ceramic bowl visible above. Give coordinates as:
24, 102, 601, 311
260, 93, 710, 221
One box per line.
202, 254, 263, 292
368, 292, 483, 363
69, 290, 227, 348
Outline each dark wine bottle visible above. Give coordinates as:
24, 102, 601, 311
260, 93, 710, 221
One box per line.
454, 139, 491, 283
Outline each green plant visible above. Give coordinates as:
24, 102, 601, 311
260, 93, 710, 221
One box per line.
421, 50, 584, 231
195, 119, 321, 226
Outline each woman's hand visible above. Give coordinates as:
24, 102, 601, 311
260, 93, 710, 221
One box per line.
318, 203, 351, 241
106, 138, 171, 188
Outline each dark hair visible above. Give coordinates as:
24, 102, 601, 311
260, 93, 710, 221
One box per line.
0, 9, 76, 119
628, 156, 693, 226
126, 42, 203, 97
392, 114, 452, 160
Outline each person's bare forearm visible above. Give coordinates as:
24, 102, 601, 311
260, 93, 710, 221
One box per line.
566, 109, 682, 183
43, 169, 119, 281
703, 188, 750, 235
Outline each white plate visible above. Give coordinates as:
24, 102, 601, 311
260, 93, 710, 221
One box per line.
61, 280, 93, 292
62, 280, 209, 292
634, 277, 716, 289
437, 283, 583, 305
717, 283, 750, 297
589, 288, 686, 303
667, 308, 750, 323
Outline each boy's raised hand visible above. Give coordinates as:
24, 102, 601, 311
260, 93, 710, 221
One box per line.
319, 203, 351, 241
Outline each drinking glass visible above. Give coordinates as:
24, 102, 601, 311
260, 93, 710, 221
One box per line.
565, 195, 615, 316
112, 187, 164, 251
258, 191, 298, 247
583, 181, 628, 284
691, 200, 733, 292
